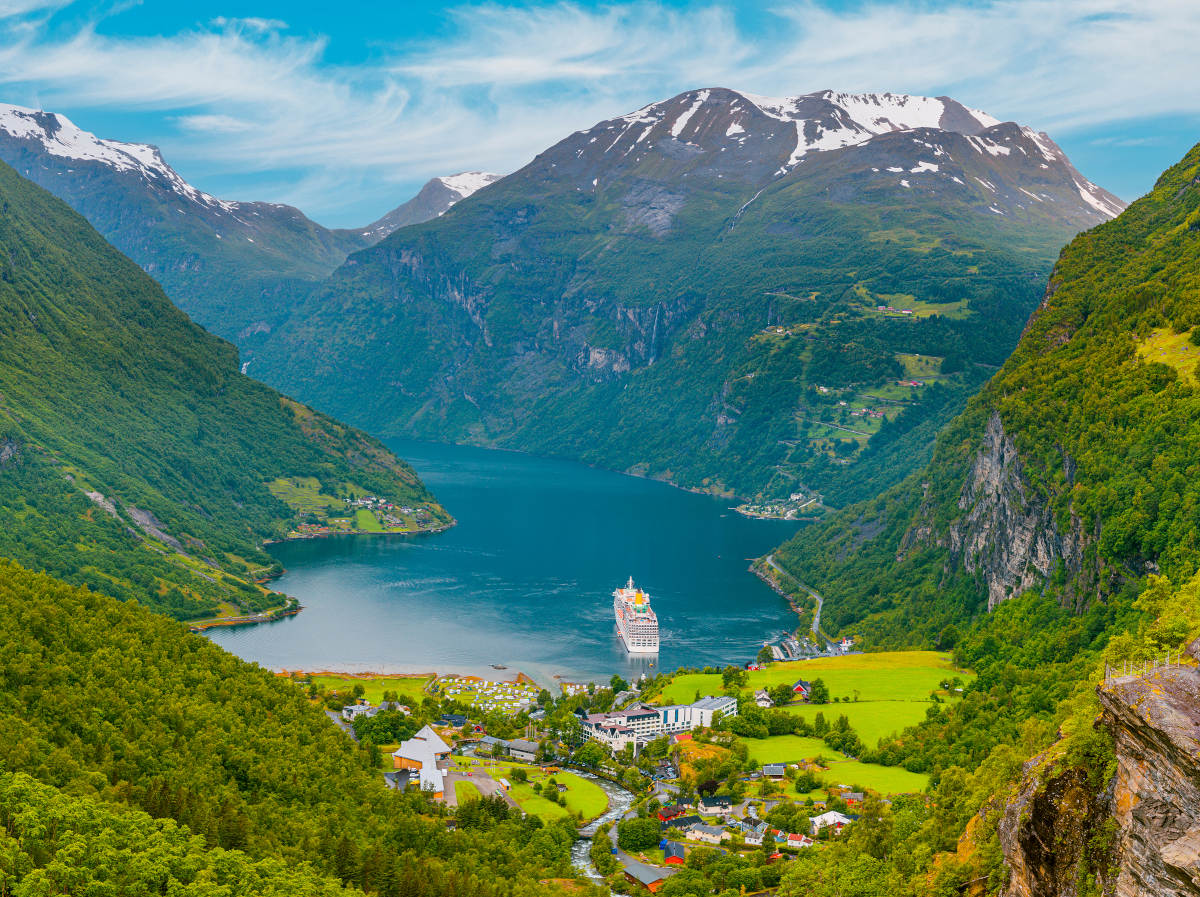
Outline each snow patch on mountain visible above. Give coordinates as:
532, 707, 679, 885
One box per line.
0, 102, 233, 211
670, 90, 709, 137
436, 172, 501, 202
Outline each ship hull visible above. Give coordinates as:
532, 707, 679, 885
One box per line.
617, 626, 660, 654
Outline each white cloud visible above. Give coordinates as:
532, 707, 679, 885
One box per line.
0, 0, 1194, 222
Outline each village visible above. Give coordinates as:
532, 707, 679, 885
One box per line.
302, 648, 964, 892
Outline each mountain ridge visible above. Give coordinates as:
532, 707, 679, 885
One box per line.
0, 155, 448, 620
250, 85, 1124, 510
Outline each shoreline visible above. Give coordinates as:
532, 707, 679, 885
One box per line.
263, 518, 455, 546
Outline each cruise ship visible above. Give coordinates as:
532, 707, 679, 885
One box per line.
613, 577, 660, 654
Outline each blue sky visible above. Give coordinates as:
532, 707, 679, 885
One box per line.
0, 0, 1196, 226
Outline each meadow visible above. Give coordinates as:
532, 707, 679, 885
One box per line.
655, 651, 969, 705
743, 736, 929, 794
303, 672, 433, 704
452, 756, 608, 820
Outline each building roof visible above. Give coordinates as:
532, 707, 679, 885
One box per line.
507, 738, 538, 753
623, 857, 674, 887
691, 825, 727, 837
812, 811, 851, 826
762, 764, 786, 776
664, 841, 686, 860
691, 695, 736, 710
699, 794, 730, 805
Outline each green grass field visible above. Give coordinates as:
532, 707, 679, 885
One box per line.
655, 651, 969, 705
454, 780, 482, 803
306, 673, 433, 704
744, 735, 832, 765
1137, 327, 1200, 384
267, 476, 345, 514
819, 759, 928, 795
895, 353, 945, 379
354, 508, 384, 532
743, 735, 929, 795
778, 700, 933, 748
452, 758, 609, 821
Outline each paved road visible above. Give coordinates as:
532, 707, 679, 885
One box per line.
764, 554, 825, 636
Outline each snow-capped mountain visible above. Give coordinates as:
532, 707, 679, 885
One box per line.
250, 86, 1126, 515
0, 103, 232, 210
0, 102, 368, 344
543, 87, 1123, 224
360, 171, 503, 243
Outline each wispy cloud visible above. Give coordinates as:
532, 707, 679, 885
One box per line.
0, 0, 1194, 222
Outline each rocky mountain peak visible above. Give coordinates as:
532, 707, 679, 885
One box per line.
360, 171, 502, 242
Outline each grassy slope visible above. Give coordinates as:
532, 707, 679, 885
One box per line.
0, 159, 448, 619
655, 652, 968, 704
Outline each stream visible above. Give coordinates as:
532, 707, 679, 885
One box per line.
570, 771, 637, 881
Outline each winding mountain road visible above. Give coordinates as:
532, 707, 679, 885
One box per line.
764, 554, 825, 636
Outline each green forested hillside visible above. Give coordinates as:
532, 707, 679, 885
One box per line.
253, 90, 1117, 509
0, 159, 448, 619
0, 560, 584, 896
772, 140, 1200, 645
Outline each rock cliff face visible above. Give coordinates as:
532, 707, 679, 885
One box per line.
1100, 667, 1200, 896
945, 413, 1093, 610
998, 757, 1112, 897
999, 666, 1200, 897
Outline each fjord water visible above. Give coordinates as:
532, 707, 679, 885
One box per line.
209, 440, 801, 684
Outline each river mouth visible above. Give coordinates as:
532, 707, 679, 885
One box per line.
210, 439, 802, 682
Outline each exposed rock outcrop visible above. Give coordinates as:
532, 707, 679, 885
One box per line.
946, 413, 1086, 609
1100, 667, 1200, 896
999, 666, 1200, 897
998, 757, 1112, 897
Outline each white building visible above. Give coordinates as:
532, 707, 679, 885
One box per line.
582, 696, 739, 749
810, 811, 852, 836
391, 725, 451, 798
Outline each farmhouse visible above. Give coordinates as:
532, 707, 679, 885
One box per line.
791, 679, 813, 700
698, 795, 731, 813
686, 824, 730, 845
664, 841, 687, 865
762, 764, 786, 780
754, 688, 774, 708
810, 811, 852, 836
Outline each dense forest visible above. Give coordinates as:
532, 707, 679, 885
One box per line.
0, 159, 448, 620
0, 560, 587, 896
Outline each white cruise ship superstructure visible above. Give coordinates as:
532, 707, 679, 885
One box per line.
613, 576, 660, 653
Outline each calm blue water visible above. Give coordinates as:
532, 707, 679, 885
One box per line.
209, 441, 802, 685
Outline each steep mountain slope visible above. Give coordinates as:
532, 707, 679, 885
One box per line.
771, 140, 1200, 644
359, 172, 502, 242
0, 559, 583, 895
0, 158, 447, 620
0, 103, 369, 345
252, 88, 1122, 508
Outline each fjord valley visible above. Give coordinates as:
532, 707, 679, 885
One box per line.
0, 157, 447, 621
1, 51, 1199, 897
250, 89, 1122, 510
